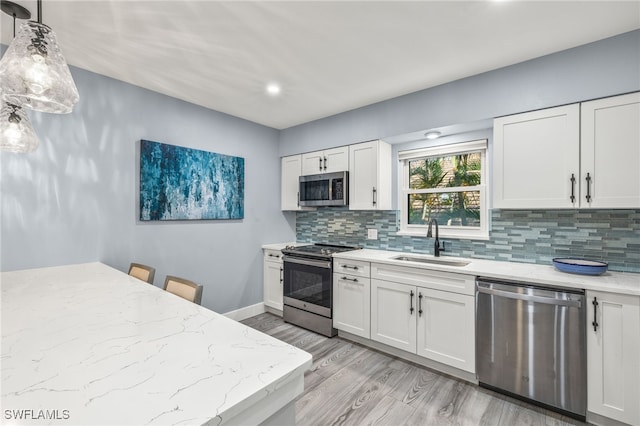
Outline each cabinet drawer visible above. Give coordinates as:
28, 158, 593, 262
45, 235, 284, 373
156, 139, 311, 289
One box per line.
264, 249, 283, 262
333, 259, 370, 278
333, 272, 369, 288
371, 263, 474, 296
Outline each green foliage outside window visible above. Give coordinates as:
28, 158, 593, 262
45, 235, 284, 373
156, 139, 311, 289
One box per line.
408, 153, 481, 227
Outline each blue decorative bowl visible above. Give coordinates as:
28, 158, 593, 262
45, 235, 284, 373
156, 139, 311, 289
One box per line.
552, 258, 608, 276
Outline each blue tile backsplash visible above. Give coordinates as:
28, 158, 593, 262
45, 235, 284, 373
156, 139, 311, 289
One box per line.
296, 208, 640, 273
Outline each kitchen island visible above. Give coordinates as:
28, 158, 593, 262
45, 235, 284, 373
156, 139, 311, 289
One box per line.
1, 262, 311, 425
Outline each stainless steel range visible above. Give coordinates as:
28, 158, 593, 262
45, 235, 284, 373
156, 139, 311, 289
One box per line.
281, 243, 360, 337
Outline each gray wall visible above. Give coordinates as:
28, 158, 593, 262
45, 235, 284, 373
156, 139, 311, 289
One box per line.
279, 30, 640, 156
0, 66, 296, 314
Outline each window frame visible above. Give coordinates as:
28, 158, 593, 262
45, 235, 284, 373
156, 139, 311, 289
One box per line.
397, 139, 489, 240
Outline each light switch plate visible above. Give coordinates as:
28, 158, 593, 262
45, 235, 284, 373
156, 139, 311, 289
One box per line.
367, 229, 378, 240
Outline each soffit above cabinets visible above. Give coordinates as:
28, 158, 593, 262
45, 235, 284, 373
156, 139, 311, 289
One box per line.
1, 1, 638, 129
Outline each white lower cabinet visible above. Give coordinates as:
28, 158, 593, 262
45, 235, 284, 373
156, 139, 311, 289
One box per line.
371, 279, 417, 352
333, 259, 371, 338
263, 249, 284, 312
416, 288, 475, 373
587, 290, 640, 425
370, 264, 476, 374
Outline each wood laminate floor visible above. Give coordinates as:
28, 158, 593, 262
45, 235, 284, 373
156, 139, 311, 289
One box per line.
241, 313, 589, 426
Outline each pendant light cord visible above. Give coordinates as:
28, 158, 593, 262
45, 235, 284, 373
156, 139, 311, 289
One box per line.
37, 0, 41, 23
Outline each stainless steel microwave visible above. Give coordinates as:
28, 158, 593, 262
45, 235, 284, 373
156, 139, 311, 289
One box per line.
299, 171, 348, 207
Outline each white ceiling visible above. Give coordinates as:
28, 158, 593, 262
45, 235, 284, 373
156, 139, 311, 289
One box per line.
2, 1, 639, 130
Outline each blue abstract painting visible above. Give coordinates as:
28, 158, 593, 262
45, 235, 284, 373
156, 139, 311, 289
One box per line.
139, 140, 244, 221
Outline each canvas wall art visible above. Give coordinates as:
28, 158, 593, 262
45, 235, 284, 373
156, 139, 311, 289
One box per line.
139, 140, 244, 221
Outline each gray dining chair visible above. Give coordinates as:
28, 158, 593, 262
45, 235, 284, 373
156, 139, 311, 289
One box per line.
163, 275, 203, 305
128, 263, 155, 284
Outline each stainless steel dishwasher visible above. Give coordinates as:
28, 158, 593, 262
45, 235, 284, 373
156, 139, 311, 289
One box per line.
476, 277, 586, 420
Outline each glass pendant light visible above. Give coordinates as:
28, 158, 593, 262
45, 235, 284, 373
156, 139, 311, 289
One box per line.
0, 0, 79, 114
0, 101, 39, 153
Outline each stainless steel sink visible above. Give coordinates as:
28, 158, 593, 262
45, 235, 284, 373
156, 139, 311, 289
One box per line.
391, 255, 470, 267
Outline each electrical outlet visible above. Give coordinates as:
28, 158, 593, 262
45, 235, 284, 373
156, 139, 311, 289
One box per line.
367, 229, 378, 240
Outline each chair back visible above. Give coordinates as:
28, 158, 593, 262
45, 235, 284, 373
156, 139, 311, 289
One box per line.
128, 263, 155, 284
164, 275, 203, 305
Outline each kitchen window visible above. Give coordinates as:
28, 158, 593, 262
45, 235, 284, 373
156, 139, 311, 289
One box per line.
398, 139, 488, 240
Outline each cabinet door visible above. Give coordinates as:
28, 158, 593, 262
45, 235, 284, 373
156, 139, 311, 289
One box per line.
371, 279, 416, 353
581, 92, 640, 208
416, 288, 475, 373
349, 141, 392, 210
587, 291, 640, 425
263, 259, 283, 311
280, 155, 313, 210
493, 104, 580, 209
301, 151, 325, 175
281, 155, 302, 210
333, 273, 370, 338
323, 146, 349, 173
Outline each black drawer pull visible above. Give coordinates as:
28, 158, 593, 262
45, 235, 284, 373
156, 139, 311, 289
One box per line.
592, 297, 599, 331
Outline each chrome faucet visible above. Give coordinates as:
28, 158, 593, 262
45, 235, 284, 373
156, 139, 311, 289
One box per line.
426, 218, 446, 257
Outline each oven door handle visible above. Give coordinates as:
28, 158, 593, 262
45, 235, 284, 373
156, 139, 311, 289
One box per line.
282, 256, 332, 269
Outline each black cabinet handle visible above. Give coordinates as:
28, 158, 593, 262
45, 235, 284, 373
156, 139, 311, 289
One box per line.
279, 267, 283, 284
585, 173, 592, 203
372, 187, 377, 206
319, 157, 323, 171
409, 290, 414, 315
323, 157, 327, 170
570, 174, 576, 203
341, 276, 358, 282
341, 264, 359, 270
592, 297, 599, 331
418, 292, 423, 317
268, 253, 280, 258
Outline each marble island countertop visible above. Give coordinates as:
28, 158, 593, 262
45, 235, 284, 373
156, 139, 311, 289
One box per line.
1, 262, 312, 425
332, 249, 640, 296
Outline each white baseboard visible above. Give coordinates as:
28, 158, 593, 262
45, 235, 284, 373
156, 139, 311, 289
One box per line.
224, 302, 265, 321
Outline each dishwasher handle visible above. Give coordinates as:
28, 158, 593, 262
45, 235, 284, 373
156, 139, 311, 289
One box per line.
477, 285, 582, 308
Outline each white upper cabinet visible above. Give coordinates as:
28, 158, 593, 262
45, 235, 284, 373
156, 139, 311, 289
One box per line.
493, 104, 580, 209
301, 146, 349, 175
281, 155, 305, 211
349, 140, 392, 210
493, 92, 640, 209
581, 92, 640, 208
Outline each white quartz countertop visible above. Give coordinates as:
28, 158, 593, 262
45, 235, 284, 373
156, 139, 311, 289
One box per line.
332, 249, 640, 296
1, 262, 312, 425
261, 242, 299, 250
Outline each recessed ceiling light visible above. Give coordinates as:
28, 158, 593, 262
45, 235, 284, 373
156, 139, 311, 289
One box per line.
266, 83, 281, 96
424, 131, 441, 140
